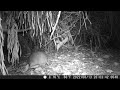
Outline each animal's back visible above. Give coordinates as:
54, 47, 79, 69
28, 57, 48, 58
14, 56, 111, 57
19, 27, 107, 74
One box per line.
29, 51, 48, 68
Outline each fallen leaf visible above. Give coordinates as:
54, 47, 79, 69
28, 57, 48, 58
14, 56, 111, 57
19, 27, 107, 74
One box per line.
103, 55, 110, 59
106, 69, 113, 73
114, 62, 119, 66
97, 58, 104, 61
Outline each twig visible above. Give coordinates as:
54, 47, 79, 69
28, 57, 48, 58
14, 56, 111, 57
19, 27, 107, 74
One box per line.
3, 28, 32, 33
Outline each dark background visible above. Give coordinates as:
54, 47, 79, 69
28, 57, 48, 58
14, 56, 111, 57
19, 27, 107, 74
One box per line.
88, 11, 120, 52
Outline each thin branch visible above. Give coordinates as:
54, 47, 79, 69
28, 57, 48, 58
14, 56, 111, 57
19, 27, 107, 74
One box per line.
3, 28, 31, 33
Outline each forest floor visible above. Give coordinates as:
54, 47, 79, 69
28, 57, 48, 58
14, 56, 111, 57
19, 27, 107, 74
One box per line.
6, 46, 120, 76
